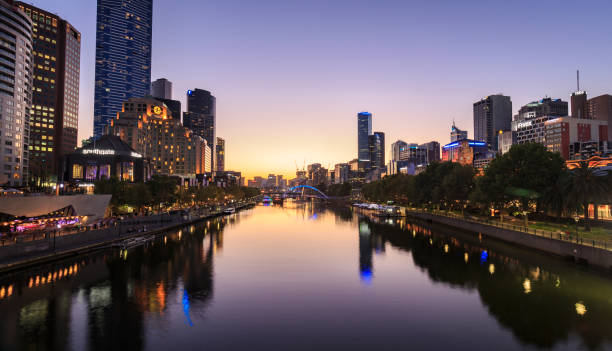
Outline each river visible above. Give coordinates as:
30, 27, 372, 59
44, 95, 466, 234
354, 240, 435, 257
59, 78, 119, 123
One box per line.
0, 201, 611, 350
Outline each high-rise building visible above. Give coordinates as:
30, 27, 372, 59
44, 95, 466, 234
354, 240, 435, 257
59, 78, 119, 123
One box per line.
216, 137, 225, 172
516, 97, 568, 120
419, 141, 440, 163
184, 89, 216, 170
357, 112, 372, 168
473, 95, 512, 151
587, 94, 612, 140
368, 132, 385, 169
107, 97, 207, 176
17, 2, 81, 185
334, 163, 349, 184
151, 78, 172, 99
571, 71, 588, 120
390, 140, 407, 162
0, 1, 33, 186
93, 0, 153, 138
450, 121, 468, 142
497, 130, 516, 155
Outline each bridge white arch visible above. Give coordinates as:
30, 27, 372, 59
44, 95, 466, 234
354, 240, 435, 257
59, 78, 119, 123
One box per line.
287, 185, 329, 199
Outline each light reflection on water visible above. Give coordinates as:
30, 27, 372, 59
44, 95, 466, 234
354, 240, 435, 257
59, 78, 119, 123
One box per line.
0, 202, 611, 351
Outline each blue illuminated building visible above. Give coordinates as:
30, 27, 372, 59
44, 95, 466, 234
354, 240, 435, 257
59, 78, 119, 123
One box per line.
93, 0, 153, 138
357, 112, 372, 168
441, 139, 491, 166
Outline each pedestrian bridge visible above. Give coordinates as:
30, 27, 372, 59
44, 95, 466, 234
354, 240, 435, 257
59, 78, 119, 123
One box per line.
286, 185, 329, 199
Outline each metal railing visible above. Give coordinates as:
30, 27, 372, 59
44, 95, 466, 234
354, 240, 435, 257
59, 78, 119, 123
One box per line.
406, 208, 612, 252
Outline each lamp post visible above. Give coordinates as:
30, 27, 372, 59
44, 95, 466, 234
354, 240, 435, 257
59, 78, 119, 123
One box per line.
574, 213, 580, 243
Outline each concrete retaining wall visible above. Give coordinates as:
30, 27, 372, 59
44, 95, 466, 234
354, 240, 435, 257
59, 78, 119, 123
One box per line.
407, 211, 612, 271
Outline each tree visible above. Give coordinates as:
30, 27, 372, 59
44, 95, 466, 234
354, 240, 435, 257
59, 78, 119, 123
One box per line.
146, 175, 179, 210
479, 143, 565, 226
441, 164, 476, 214
565, 161, 610, 231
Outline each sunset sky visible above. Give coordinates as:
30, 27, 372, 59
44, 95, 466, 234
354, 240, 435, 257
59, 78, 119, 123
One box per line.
32, 0, 612, 179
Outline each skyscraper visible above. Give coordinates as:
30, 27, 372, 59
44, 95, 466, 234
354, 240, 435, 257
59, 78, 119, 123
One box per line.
357, 112, 372, 169
419, 141, 441, 163
93, 0, 153, 138
216, 137, 225, 172
450, 121, 468, 142
0, 1, 33, 186
151, 78, 172, 99
390, 140, 408, 162
473, 95, 512, 151
17, 2, 81, 184
368, 132, 385, 169
184, 89, 216, 170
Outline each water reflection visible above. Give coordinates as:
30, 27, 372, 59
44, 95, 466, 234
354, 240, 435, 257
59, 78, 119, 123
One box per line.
363, 217, 612, 350
0, 210, 241, 351
0, 205, 611, 351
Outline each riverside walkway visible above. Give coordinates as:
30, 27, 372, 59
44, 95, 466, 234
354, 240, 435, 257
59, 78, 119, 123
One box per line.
405, 208, 612, 270
0, 201, 256, 273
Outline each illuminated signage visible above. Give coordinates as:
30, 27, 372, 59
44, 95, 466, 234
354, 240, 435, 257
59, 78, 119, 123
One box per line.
517, 121, 533, 129
130, 152, 142, 158
187, 90, 193, 96
82, 149, 115, 155
468, 141, 486, 147
153, 106, 162, 114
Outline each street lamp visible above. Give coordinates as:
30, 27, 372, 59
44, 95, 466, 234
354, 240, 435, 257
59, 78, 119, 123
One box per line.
574, 213, 580, 243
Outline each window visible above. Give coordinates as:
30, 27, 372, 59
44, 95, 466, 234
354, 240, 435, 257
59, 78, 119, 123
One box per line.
72, 164, 83, 179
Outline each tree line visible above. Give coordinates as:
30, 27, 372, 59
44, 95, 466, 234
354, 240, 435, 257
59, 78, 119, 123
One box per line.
94, 175, 260, 215
362, 143, 611, 231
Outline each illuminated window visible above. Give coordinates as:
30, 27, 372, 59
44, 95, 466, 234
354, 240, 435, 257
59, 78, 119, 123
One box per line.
72, 164, 83, 179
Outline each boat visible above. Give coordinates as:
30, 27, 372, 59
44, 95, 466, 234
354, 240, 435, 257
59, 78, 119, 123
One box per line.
262, 196, 272, 205
224, 207, 236, 214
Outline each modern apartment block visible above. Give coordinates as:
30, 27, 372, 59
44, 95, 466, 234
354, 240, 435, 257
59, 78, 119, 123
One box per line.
93, 0, 153, 138
17, 2, 80, 184
184, 88, 216, 170
0, 1, 33, 186
473, 95, 512, 151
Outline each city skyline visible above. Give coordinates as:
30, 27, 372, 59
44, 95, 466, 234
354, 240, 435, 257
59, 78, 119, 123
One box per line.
27, 0, 612, 178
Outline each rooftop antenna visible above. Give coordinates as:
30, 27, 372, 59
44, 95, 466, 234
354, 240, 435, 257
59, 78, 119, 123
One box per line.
576, 69, 580, 91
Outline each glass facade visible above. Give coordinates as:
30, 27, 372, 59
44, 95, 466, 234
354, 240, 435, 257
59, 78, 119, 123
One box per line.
93, 0, 152, 138
0, 2, 33, 186
17, 2, 81, 185
185, 89, 216, 170
357, 112, 371, 163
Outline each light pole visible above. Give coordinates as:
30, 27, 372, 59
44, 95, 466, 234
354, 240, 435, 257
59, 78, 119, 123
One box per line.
574, 213, 580, 243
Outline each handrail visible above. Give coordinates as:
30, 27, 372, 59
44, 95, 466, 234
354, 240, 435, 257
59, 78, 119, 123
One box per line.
406, 208, 612, 252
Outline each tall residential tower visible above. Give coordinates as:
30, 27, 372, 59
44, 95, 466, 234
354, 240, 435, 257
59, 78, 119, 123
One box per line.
0, 1, 33, 186
93, 0, 153, 138
17, 2, 81, 184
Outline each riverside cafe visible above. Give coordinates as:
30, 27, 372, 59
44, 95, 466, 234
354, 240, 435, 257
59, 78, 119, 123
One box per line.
0, 194, 111, 242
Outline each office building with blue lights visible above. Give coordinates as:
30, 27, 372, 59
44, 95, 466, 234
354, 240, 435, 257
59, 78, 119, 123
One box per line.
441, 139, 490, 167
357, 112, 372, 169
93, 0, 153, 138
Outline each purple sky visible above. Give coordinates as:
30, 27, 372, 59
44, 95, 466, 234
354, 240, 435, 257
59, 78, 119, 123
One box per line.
31, 0, 612, 178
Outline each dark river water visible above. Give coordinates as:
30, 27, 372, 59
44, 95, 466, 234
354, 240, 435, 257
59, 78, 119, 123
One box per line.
1, 201, 612, 351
